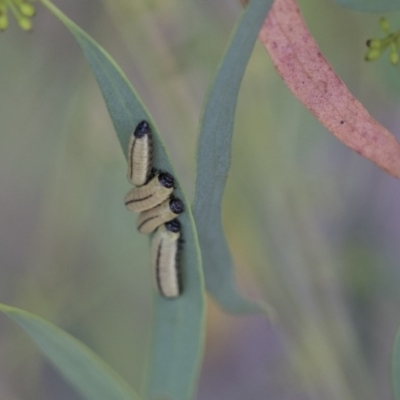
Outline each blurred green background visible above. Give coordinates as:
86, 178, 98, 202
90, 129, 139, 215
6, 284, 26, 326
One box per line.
1, 0, 400, 399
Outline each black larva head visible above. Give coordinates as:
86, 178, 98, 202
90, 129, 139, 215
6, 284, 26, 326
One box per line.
165, 219, 181, 233
158, 172, 174, 189
169, 198, 184, 214
134, 121, 151, 138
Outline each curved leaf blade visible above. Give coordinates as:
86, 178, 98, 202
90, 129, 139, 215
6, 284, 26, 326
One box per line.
0, 304, 139, 400
333, 0, 400, 12
193, 0, 274, 315
40, 2, 206, 399
259, 0, 400, 180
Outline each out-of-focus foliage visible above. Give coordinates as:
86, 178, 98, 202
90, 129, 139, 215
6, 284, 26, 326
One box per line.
392, 325, 400, 400
0, 0, 36, 31
333, 0, 400, 12
0, 304, 139, 400
365, 17, 400, 65
1, 0, 400, 399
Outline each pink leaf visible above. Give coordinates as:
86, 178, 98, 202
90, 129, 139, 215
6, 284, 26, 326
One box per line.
258, 0, 400, 180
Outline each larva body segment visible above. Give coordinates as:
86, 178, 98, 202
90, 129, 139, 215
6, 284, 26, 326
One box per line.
124, 172, 174, 213
137, 198, 184, 234
151, 220, 182, 298
127, 121, 153, 186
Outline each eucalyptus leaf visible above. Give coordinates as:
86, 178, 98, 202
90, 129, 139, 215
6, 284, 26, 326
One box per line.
333, 0, 400, 12
0, 304, 139, 400
41, 1, 206, 399
193, 0, 274, 315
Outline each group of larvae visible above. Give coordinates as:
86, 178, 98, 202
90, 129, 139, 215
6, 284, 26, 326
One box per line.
124, 121, 184, 299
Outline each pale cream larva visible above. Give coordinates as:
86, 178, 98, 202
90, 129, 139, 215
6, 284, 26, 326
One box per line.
124, 172, 174, 213
127, 120, 153, 186
151, 219, 182, 298
136, 197, 184, 234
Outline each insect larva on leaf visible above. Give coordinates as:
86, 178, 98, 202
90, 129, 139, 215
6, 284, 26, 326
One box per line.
136, 197, 184, 234
124, 172, 175, 213
151, 219, 182, 299
127, 120, 153, 186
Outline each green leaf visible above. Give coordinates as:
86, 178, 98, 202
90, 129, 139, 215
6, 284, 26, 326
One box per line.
392, 324, 400, 399
41, 1, 206, 400
333, 0, 400, 12
193, 0, 274, 315
0, 304, 139, 400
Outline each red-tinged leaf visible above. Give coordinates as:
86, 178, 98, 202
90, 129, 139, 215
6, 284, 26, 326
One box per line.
259, 0, 400, 180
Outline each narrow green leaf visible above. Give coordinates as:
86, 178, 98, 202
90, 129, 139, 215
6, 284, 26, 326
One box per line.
333, 0, 400, 12
0, 304, 139, 400
193, 0, 274, 315
41, 1, 206, 399
392, 324, 400, 399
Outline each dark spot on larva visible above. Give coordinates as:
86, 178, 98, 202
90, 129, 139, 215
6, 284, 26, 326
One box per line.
317, 52, 322, 57
134, 120, 151, 138
158, 172, 174, 188
166, 219, 181, 233
169, 198, 184, 214
340, 120, 344, 124
272, 41, 277, 49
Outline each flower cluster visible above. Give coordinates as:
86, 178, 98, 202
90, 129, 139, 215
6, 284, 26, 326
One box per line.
365, 17, 400, 65
0, 0, 36, 32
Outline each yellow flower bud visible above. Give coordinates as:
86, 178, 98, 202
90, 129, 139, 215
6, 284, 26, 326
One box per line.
18, 3, 35, 18
390, 43, 399, 65
390, 52, 399, 65
0, 14, 8, 31
380, 17, 391, 33
18, 16, 32, 31
366, 39, 381, 49
365, 48, 381, 61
